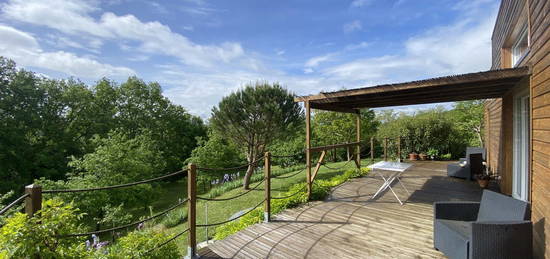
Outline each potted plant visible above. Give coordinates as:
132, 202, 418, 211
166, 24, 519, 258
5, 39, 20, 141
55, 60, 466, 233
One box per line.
427, 149, 439, 160
419, 153, 428, 160
408, 152, 418, 161
475, 174, 491, 188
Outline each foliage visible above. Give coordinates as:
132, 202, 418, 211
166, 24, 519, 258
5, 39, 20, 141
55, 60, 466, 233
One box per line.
186, 131, 245, 179
268, 127, 306, 167
427, 148, 439, 159
450, 101, 485, 147
376, 108, 467, 159
313, 109, 379, 161
0, 57, 206, 195
0, 191, 23, 226
213, 167, 369, 240
210, 82, 303, 188
103, 230, 181, 259
440, 153, 452, 160
0, 199, 91, 258
37, 130, 165, 223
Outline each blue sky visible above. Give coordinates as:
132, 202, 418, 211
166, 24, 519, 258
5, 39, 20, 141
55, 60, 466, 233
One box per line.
0, 0, 500, 118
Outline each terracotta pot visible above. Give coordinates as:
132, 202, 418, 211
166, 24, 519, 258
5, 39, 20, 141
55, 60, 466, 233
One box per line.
477, 179, 489, 188
419, 153, 428, 160
408, 153, 418, 160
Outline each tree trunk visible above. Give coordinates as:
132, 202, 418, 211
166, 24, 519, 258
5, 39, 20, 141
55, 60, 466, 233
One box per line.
242, 148, 255, 190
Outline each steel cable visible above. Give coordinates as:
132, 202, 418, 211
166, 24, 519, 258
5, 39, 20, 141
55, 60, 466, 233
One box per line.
43, 170, 186, 194
271, 167, 306, 179
270, 185, 306, 200
196, 178, 265, 201
140, 228, 190, 256
197, 156, 264, 172
0, 193, 29, 216
58, 198, 189, 237
196, 198, 265, 227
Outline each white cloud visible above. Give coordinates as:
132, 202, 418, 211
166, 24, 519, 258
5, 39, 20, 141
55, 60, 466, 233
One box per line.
350, 0, 374, 8
0, 24, 135, 78
322, 2, 497, 86
305, 54, 334, 68
1, 0, 247, 68
303, 68, 314, 74
343, 20, 362, 33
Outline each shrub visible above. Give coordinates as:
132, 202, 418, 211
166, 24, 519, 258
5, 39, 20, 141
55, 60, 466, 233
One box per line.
0, 199, 91, 258
440, 153, 452, 160
213, 167, 369, 240
103, 229, 181, 259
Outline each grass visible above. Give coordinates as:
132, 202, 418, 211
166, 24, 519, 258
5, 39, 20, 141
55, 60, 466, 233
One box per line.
148, 158, 376, 253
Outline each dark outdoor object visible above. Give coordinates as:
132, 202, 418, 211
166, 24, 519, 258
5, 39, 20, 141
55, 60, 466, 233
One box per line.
408, 152, 418, 161
475, 174, 491, 188
447, 147, 486, 180
433, 190, 532, 259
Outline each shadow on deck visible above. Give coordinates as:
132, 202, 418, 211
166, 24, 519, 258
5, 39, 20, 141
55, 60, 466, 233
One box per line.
201, 161, 489, 258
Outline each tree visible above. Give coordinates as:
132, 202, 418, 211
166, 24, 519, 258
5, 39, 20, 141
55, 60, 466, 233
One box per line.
451, 101, 485, 147
210, 82, 302, 189
186, 131, 244, 180
313, 109, 379, 161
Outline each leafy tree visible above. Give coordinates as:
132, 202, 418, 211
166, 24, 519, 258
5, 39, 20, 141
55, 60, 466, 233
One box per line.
313, 109, 379, 161
104, 229, 181, 259
37, 130, 165, 225
451, 101, 485, 147
210, 82, 303, 189
186, 131, 245, 180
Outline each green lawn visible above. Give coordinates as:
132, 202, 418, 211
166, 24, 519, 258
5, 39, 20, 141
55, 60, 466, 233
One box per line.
151, 158, 375, 253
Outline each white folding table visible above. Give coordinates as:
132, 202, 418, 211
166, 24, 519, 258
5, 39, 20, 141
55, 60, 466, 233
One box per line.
367, 161, 413, 205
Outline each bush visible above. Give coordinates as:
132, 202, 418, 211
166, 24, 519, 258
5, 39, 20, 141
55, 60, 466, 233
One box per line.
0, 199, 91, 258
213, 167, 369, 240
103, 230, 181, 259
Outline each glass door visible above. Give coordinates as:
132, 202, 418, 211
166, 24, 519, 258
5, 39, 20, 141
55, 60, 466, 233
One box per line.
512, 93, 530, 201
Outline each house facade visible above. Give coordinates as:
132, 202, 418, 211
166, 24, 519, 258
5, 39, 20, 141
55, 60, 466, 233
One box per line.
484, 0, 549, 257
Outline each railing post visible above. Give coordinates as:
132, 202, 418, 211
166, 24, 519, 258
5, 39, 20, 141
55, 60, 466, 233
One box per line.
355, 111, 361, 169
397, 137, 401, 162
305, 100, 312, 200
25, 184, 42, 217
187, 164, 198, 259
384, 137, 388, 161
264, 152, 271, 223
370, 137, 374, 163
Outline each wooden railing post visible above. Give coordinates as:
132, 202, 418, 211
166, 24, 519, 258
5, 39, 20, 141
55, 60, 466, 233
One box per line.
187, 164, 197, 259
384, 137, 388, 161
25, 184, 42, 217
397, 137, 401, 162
355, 111, 361, 169
305, 100, 312, 200
264, 152, 271, 223
370, 137, 374, 163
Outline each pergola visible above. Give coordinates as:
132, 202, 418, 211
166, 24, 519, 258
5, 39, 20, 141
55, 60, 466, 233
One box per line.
294, 66, 530, 198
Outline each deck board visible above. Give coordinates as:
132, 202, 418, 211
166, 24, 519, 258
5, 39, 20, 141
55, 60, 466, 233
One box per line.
207, 161, 486, 258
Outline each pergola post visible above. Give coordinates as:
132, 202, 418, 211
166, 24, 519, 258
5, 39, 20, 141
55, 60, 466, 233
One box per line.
355, 110, 361, 169
305, 100, 312, 200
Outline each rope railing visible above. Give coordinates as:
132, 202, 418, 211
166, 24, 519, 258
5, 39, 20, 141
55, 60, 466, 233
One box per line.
0, 193, 29, 216
196, 198, 266, 228
271, 167, 306, 179
58, 198, 189, 237
196, 178, 265, 201
43, 170, 186, 194
141, 228, 190, 256
270, 151, 304, 159
321, 159, 354, 171
197, 155, 265, 172
270, 185, 306, 200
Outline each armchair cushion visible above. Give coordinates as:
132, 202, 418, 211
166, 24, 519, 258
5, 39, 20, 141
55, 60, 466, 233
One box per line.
477, 190, 531, 222
434, 201, 480, 221
434, 220, 470, 259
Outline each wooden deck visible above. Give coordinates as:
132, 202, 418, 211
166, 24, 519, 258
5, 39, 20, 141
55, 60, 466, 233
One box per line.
203, 161, 487, 258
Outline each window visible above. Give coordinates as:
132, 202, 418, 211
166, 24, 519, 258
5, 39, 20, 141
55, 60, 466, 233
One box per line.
511, 25, 528, 66
513, 92, 530, 201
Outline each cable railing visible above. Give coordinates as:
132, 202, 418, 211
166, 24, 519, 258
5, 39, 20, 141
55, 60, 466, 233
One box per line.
2, 143, 376, 257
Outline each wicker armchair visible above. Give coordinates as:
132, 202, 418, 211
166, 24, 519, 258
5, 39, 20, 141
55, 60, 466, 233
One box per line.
433, 190, 532, 259
447, 147, 486, 180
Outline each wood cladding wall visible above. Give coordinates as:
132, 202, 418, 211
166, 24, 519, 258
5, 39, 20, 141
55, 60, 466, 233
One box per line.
488, 0, 550, 257
528, 0, 550, 257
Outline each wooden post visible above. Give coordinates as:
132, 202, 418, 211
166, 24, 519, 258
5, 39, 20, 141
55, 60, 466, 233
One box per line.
397, 137, 401, 162
187, 164, 197, 259
355, 111, 361, 169
370, 137, 374, 163
305, 101, 312, 200
25, 184, 42, 217
384, 137, 388, 161
264, 152, 271, 223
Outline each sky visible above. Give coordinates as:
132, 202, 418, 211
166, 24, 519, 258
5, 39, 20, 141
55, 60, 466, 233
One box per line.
0, 0, 500, 118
